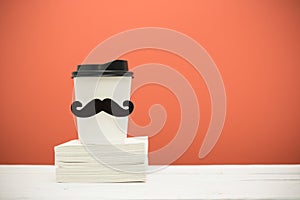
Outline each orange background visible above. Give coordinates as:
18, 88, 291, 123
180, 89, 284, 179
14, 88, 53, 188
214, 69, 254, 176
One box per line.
0, 0, 299, 164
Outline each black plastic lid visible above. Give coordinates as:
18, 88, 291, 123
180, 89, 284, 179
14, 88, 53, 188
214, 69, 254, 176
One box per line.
72, 60, 133, 78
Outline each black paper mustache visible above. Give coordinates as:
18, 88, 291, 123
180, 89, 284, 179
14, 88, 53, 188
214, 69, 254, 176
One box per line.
71, 99, 134, 118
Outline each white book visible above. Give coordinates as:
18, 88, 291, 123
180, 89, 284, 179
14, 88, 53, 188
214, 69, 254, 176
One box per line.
55, 136, 148, 183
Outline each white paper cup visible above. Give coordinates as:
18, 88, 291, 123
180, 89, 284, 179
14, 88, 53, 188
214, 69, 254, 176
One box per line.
71, 60, 133, 144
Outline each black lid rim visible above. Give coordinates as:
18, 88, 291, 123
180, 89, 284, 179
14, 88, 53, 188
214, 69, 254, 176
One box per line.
71, 71, 133, 78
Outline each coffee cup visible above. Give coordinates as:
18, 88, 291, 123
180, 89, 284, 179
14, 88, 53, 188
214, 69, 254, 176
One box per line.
71, 60, 134, 144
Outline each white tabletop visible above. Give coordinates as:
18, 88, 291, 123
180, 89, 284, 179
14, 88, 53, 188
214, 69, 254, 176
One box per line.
0, 165, 299, 199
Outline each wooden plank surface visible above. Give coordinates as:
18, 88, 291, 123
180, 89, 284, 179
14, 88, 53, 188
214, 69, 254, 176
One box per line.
0, 165, 299, 199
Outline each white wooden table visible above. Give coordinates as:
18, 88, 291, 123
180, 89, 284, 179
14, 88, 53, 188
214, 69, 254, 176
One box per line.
0, 165, 299, 199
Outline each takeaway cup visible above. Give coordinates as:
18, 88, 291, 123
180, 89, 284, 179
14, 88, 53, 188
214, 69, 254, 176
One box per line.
71, 60, 134, 144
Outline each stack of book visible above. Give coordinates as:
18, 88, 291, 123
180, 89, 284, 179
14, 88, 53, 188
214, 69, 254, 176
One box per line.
54, 137, 148, 183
